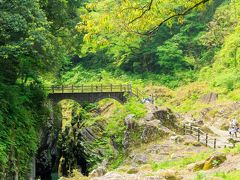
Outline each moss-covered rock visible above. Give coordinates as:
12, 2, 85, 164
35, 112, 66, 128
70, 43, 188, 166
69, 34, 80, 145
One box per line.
202, 153, 226, 170
193, 161, 205, 172
158, 170, 181, 180
127, 167, 139, 174
191, 153, 226, 171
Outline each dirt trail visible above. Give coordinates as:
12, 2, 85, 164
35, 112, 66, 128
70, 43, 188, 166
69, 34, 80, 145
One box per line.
207, 125, 240, 148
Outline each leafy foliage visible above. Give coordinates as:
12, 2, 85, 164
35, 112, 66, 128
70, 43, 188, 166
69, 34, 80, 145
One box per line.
0, 0, 63, 84
1, 0, 240, 177
199, 0, 240, 91
0, 83, 48, 176
0, 0, 67, 177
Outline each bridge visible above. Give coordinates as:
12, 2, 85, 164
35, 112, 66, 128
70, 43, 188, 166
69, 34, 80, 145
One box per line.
46, 84, 143, 105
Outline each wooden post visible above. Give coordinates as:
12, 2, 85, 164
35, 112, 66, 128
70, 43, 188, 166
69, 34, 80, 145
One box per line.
72, 85, 74, 93
82, 85, 83, 92
197, 128, 200, 142
183, 123, 186, 135
190, 124, 192, 134
214, 138, 216, 149
120, 84, 122, 92
52, 86, 54, 93
101, 84, 103, 92
206, 133, 208, 146
62, 85, 64, 93
110, 84, 112, 92
91, 84, 93, 92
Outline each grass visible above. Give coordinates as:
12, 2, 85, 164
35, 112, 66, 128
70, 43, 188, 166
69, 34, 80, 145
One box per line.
195, 172, 207, 180
222, 143, 240, 155
214, 170, 240, 179
151, 151, 211, 171
108, 152, 126, 170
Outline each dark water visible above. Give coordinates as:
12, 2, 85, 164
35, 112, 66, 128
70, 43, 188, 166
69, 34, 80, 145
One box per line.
51, 173, 58, 180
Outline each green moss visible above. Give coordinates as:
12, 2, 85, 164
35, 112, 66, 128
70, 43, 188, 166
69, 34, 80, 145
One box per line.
127, 167, 139, 174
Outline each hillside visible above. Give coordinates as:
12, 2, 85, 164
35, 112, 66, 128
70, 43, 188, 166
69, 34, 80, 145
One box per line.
0, 0, 240, 179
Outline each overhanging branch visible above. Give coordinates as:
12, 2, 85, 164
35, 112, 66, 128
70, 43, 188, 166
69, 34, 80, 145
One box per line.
128, 0, 154, 24
126, 0, 211, 36
145, 0, 211, 35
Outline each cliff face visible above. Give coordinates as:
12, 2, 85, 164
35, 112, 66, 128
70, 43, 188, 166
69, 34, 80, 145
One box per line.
35, 100, 121, 178
36, 105, 62, 179
35, 98, 174, 178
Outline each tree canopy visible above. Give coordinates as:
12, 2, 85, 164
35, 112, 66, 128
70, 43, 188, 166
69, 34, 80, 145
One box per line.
77, 0, 212, 56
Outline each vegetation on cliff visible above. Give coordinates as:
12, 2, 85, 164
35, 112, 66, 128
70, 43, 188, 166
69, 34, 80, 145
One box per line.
1, 0, 240, 178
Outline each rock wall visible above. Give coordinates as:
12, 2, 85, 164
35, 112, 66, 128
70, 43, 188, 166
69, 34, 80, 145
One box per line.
123, 105, 179, 150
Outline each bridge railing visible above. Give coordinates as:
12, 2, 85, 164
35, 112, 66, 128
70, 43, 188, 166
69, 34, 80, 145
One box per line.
45, 84, 132, 94
132, 87, 145, 100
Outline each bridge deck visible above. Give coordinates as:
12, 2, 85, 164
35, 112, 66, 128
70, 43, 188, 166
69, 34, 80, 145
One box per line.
45, 84, 132, 94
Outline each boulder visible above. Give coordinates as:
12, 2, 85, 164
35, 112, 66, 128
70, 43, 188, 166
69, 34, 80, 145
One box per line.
153, 108, 179, 131
170, 135, 184, 144
144, 112, 155, 121
200, 93, 218, 104
202, 153, 226, 170
132, 154, 147, 164
127, 167, 139, 174
192, 161, 205, 172
188, 153, 226, 172
158, 170, 181, 180
123, 109, 174, 148
153, 108, 176, 122
124, 114, 137, 130
141, 123, 171, 143
89, 166, 107, 177
141, 125, 160, 143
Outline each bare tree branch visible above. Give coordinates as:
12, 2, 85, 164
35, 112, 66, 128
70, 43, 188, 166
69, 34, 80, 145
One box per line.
125, 0, 211, 36
145, 0, 211, 35
128, 0, 154, 24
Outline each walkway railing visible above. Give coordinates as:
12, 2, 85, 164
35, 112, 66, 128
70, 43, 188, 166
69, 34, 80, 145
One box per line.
45, 84, 133, 94
183, 123, 217, 149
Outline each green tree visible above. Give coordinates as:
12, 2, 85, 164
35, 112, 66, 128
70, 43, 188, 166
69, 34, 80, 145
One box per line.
0, 0, 63, 177
0, 0, 62, 84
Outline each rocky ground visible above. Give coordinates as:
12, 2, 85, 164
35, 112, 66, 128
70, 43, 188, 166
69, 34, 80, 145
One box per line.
60, 98, 240, 180
64, 134, 240, 180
